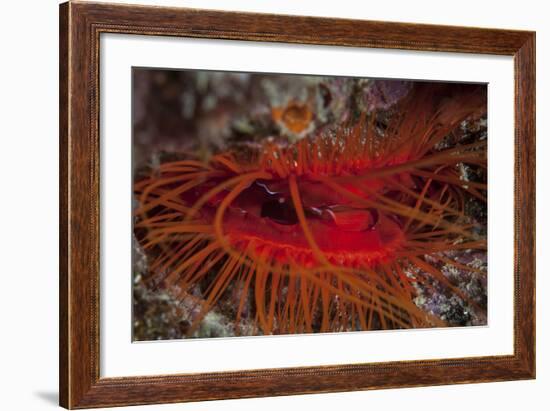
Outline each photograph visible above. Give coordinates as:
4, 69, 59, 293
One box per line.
132, 69, 488, 340
0, 0, 541, 410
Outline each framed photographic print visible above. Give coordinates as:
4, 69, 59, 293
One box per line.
59, 1, 535, 408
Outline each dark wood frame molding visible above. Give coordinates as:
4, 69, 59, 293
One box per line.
59, 1, 536, 408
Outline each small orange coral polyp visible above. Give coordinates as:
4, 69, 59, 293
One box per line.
271, 100, 314, 134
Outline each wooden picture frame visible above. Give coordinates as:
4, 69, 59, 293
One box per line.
59, 1, 535, 408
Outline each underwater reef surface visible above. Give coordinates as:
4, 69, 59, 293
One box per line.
132, 70, 487, 341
